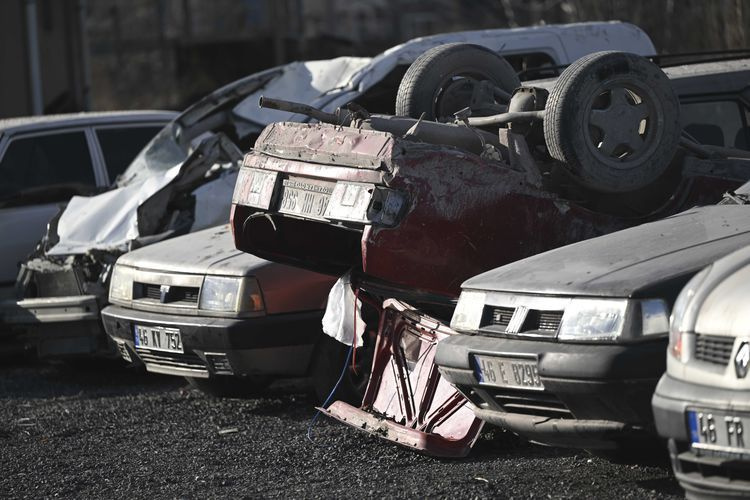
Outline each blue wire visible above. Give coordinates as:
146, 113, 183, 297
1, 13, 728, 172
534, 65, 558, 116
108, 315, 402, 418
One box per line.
306, 341, 354, 445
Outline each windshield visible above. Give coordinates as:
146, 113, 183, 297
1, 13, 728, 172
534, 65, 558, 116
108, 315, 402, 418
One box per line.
116, 123, 188, 186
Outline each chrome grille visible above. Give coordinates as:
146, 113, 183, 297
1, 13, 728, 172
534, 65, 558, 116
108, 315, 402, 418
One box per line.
135, 283, 200, 304
694, 334, 734, 366
490, 307, 514, 329
520, 310, 563, 333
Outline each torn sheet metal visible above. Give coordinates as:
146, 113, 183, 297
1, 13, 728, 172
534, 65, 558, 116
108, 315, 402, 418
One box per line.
321, 299, 483, 458
233, 57, 372, 126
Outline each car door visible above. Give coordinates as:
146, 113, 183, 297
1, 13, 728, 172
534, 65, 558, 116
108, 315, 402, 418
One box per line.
0, 129, 99, 287
92, 124, 165, 185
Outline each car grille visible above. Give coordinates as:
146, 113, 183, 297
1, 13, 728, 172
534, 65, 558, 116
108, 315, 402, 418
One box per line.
135, 283, 200, 305
482, 306, 563, 336
461, 385, 573, 419
136, 349, 207, 374
520, 310, 563, 334
694, 334, 735, 366
490, 307, 514, 329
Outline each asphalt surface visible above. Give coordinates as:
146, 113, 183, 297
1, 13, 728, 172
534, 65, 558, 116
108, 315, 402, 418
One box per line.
0, 359, 684, 499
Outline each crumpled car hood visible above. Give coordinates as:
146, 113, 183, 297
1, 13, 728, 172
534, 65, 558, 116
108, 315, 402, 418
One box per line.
462, 205, 750, 298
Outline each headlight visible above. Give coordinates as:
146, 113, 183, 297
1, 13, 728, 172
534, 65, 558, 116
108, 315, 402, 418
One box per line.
199, 276, 264, 313
669, 266, 712, 361
450, 290, 486, 332
109, 265, 135, 302
558, 298, 627, 341
638, 299, 670, 337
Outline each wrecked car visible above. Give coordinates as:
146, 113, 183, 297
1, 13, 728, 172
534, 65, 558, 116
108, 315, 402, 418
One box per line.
436, 181, 750, 458
102, 224, 335, 396
653, 244, 750, 497
231, 48, 750, 456
0, 111, 175, 296
1, 22, 654, 359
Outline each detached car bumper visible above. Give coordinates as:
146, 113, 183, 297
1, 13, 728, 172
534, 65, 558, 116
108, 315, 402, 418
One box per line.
435, 333, 666, 449
102, 304, 322, 379
0, 295, 106, 357
653, 374, 750, 498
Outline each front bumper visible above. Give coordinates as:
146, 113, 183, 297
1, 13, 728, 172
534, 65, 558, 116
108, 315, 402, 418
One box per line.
653, 374, 750, 498
436, 333, 666, 449
102, 304, 323, 379
0, 295, 107, 357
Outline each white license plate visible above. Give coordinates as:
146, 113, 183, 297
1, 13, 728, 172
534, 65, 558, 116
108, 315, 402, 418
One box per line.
134, 324, 183, 353
473, 355, 544, 391
277, 178, 333, 220
688, 409, 750, 458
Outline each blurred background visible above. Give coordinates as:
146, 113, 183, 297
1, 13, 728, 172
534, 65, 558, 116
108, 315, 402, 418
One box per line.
1, 0, 747, 119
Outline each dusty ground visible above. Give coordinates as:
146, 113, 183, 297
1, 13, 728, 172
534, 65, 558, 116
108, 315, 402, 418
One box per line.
0, 359, 684, 499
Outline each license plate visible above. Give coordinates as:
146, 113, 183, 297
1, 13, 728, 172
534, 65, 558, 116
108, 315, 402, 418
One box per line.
134, 324, 183, 353
472, 355, 544, 391
688, 409, 750, 458
277, 177, 333, 220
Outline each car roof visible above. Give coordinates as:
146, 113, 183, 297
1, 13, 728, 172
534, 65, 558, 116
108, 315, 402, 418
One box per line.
0, 110, 178, 136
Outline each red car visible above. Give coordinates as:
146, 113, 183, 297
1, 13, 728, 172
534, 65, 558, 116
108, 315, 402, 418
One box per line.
231, 48, 750, 456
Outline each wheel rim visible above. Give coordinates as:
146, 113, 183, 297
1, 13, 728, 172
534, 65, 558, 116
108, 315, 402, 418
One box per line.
582, 78, 663, 170
431, 71, 510, 121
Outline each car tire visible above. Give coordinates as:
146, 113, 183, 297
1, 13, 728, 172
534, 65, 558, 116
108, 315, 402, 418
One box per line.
544, 51, 681, 193
185, 376, 270, 398
310, 334, 373, 407
395, 43, 520, 121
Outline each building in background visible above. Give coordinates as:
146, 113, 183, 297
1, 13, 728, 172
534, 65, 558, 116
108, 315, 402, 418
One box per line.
1, 0, 748, 118
0, 0, 90, 119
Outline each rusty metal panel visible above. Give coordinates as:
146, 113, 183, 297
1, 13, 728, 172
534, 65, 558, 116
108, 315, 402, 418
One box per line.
254, 122, 395, 170
321, 299, 483, 458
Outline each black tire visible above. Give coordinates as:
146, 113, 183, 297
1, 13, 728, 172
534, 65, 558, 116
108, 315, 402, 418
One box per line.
185, 376, 270, 398
544, 51, 680, 193
395, 43, 520, 121
310, 334, 373, 407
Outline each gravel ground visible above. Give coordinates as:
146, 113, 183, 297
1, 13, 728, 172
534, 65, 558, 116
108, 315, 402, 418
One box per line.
0, 359, 684, 499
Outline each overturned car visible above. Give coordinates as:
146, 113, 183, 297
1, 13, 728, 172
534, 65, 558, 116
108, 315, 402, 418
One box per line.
1, 22, 652, 358
231, 48, 750, 456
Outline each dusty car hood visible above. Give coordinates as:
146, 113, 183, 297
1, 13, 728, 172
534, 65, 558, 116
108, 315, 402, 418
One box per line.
462, 205, 750, 298
116, 224, 268, 277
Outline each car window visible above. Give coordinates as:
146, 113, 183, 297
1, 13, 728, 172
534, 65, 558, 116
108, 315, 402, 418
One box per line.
0, 131, 95, 203
681, 100, 748, 149
96, 126, 163, 183
117, 123, 189, 187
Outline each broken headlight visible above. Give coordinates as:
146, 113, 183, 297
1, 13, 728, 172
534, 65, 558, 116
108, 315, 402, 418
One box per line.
109, 265, 135, 302
199, 276, 264, 314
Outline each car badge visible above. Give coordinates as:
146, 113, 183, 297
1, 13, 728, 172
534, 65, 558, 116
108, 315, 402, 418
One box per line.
735, 341, 749, 379
159, 285, 171, 303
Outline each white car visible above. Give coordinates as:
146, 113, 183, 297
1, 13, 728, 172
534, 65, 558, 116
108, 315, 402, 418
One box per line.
0, 111, 175, 293
653, 244, 750, 498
